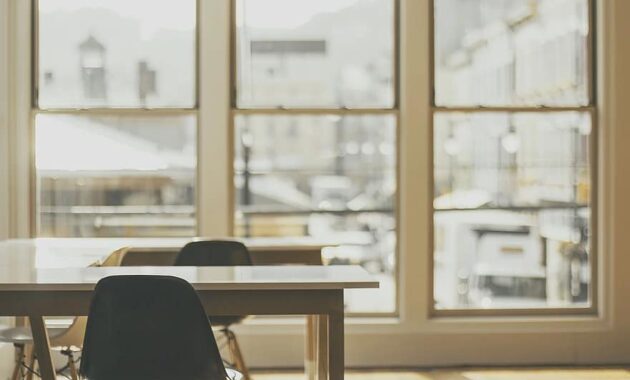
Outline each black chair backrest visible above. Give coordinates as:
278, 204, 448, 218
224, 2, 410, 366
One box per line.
175, 240, 252, 267
79, 275, 227, 380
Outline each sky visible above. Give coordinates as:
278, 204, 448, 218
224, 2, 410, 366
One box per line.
38, 0, 363, 33
38, 0, 197, 39
238, 0, 361, 29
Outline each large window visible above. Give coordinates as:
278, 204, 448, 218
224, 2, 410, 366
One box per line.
233, 0, 398, 313
432, 0, 595, 312
35, 0, 197, 237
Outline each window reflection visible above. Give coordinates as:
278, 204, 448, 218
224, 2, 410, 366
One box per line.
36, 114, 197, 237
234, 115, 396, 312
433, 112, 591, 309
434, 0, 589, 106
236, 0, 395, 108
38, 0, 196, 108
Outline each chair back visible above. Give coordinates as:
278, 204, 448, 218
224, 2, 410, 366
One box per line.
99, 246, 130, 267
79, 275, 228, 380
175, 240, 252, 267
49, 316, 87, 349
175, 240, 252, 327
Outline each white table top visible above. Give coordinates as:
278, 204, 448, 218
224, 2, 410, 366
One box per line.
0, 239, 378, 291
0, 265, 378, 291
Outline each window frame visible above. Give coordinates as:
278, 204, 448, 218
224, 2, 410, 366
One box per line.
0, 0, 9, 240
229, 0, 402, 317
25, 0, 601, 319
6, 0, 628, 368
30, 0, 202, 237
428, 0, 599, 317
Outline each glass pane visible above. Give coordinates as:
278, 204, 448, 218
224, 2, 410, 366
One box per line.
433, 112, 592, 309
434, 0, 590, 106
38, 0, 196, 108
234, 114, 397, 313
36, 114, 196, 237
235, 0, 395, 109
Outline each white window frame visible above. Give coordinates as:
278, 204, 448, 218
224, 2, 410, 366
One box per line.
1, 0, 629, 369
0, 0, 9, 240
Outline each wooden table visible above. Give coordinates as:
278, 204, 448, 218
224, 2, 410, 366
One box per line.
0, 239, 375, 380
9, 237, 329, 379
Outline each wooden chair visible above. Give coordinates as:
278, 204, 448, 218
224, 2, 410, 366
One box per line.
2, 319, 83, 380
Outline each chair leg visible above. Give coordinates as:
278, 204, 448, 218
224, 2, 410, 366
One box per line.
66, 351, 79, 380
24, 348, 36, 380
10, 344, 25, 380
225, 329, 250, 380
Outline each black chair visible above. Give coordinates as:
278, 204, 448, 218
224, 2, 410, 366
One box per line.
175, 240, 252, 379
79, 275, 241, 380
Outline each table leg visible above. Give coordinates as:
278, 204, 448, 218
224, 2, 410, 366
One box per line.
316, 314, 329, 380
305, 315, 317, 380
28, 316, 56, 380
328, 311, 344, 380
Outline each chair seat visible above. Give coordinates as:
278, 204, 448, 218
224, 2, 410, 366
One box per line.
0, 326, 67, 344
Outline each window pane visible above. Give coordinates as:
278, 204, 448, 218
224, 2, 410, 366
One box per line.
38, 0, 196, 108
434, 0, 590, 106
234, 114, 397, 313
433, 112, 592, 309
36, 114, 196, 237
235, 0, 395, 109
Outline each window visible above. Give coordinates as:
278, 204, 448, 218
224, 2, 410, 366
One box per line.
37, 0, 196, 108
432, 0, 595, 312
236, 0, 395, 109
35, 0, 197, 237
233, 0, 398, 314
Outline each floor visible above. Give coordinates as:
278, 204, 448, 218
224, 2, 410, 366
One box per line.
252, 368, 630, 380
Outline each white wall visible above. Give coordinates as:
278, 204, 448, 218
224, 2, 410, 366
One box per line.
0, 3, 21, 378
